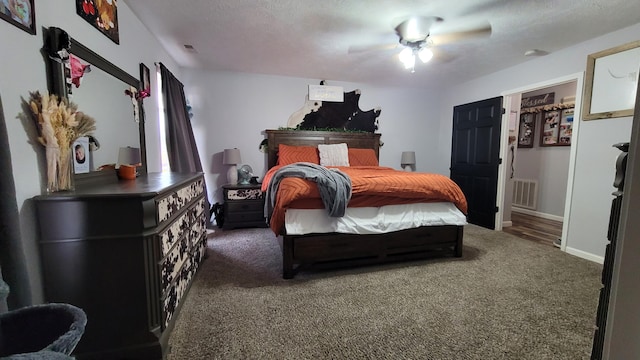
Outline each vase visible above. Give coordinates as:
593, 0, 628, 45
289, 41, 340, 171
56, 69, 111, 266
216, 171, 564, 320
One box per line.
46, 145, 75, 193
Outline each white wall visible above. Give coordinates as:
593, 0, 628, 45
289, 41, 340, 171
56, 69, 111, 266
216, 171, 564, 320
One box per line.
0, 1, 179, 304
442, 23, 640, 261
181, 70, 445, 204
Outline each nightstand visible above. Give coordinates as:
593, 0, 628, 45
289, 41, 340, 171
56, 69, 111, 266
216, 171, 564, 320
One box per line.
222, 184, 267, 229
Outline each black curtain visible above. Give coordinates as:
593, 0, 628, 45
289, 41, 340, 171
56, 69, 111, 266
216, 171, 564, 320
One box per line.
0, 96, 31, 310
159, 64, 211, 225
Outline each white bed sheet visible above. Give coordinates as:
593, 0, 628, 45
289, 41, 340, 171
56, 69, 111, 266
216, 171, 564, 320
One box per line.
284, 202, 467, 235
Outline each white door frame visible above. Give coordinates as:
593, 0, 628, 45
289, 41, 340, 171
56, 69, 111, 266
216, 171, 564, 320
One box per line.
496, 72, 585, 252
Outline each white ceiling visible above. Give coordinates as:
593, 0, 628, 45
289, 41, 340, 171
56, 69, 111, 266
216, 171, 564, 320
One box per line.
125, 0, 640, 87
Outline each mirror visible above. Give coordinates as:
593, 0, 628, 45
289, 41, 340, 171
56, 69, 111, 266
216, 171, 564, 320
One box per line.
43, 27, 147, 183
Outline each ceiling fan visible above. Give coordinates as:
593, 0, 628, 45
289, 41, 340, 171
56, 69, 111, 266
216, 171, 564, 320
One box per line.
349, 16, 492, 73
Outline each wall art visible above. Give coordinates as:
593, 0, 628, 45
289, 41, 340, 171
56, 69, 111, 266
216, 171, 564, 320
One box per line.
583, 40, 640, 120
76, 0, 119, 44
139, 63, 151, 99
517, 113, 536, 148
0, 0, 35, 34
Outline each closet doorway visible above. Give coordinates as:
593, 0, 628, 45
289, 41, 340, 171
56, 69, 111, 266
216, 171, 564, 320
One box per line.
497, 74, 582, 252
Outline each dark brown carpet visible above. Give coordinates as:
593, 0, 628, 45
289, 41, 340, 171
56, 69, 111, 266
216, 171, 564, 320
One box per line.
168, 224, 601, 359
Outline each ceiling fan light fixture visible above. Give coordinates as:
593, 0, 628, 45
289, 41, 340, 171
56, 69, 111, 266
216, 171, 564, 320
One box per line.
395, 16, 442, 43
418, 47, 433, 63
405, 18, 421, 41
402, 54, 416, 70
399, 47, 414, 68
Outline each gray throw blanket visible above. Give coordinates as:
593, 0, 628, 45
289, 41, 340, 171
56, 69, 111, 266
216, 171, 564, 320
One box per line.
265, 162, 352, 223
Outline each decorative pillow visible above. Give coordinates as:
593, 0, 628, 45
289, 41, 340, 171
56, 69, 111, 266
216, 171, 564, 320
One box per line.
348, 148, 379, 166
318, 143, 350, 167
277, 144, 320, 165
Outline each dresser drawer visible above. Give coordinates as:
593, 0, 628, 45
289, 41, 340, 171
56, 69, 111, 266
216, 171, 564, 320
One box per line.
160, 198, 205, 256
157, 178, 204, 224
161, 237, 189, 292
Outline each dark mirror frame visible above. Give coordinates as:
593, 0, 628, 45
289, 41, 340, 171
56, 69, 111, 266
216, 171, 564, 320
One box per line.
42, 26, 147, 185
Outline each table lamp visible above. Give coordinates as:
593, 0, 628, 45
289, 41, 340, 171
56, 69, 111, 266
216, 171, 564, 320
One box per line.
117, 146, 141, 180
401, 151, 416, 172
223, 148, 241, 184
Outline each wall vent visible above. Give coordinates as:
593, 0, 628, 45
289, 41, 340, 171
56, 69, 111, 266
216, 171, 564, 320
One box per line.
512, 178, 538, 210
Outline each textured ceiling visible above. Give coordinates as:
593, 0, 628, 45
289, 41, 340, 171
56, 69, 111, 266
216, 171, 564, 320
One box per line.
125, 0, 640, 87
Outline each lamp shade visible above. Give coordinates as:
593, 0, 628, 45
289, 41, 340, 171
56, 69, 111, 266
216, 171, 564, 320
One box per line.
117, 146, 141, 167
223, 148, 241, 165
418, 48, 433, 63
401, 151, 416, 165
401, 151, 416, 172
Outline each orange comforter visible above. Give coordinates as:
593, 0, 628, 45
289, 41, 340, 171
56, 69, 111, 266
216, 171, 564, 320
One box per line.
262, 165, 468, 235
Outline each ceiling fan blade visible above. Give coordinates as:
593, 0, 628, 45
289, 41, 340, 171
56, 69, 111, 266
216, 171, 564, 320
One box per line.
431, 47, 456, 63
348, 43, 398, 54
429, 23, 492, 45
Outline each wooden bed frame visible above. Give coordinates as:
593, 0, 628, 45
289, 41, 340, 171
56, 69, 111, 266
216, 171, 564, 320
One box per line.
265, 129, 464, 279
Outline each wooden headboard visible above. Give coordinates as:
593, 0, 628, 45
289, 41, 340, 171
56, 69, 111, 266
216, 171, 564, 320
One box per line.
265, 129, 382, 169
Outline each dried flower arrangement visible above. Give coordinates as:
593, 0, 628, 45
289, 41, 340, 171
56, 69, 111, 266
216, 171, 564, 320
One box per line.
25, 91, 96, 192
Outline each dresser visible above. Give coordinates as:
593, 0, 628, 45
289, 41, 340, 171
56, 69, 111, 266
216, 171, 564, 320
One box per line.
222, 183, 267, 229
34, 172, 207, 359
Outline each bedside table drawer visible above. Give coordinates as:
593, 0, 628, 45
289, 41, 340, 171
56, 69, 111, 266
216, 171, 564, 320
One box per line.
225, 188, 263, 200
225, 211, 265, 223
225, 200, 264, 213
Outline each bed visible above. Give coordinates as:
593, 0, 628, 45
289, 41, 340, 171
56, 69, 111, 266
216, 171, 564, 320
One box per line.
263, 129, 468, 279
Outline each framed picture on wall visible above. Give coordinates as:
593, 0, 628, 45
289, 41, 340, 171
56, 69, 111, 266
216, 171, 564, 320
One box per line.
517, 113, 536, 148
0, 0, 36, 35
76, 0, 119, 44
139, 63, 151, 98
540, 110, 560, 146
582, 40, 640, 120
558, 108, 574, 145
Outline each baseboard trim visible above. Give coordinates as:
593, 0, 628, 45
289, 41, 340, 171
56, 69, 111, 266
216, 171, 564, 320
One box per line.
502, 220, 513, 228
512, 207, 564, 222
565, 246, 604, 264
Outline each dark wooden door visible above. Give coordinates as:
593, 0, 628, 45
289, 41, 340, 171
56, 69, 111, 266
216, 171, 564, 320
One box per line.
450, 96, 503, 229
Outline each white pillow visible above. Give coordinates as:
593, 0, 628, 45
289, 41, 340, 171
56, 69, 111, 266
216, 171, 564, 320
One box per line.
318, 143, 350, 166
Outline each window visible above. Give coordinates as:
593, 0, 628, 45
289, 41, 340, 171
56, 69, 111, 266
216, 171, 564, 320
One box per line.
156, 66, 171, 172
